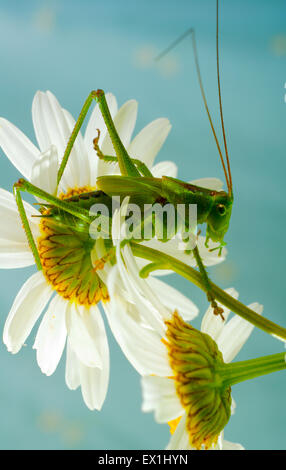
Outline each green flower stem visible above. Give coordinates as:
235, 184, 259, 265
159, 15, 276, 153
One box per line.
130, 241, 286, 341
216, 352, 286, 388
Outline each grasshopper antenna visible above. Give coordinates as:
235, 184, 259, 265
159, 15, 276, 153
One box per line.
155, 6, 231, 194
216, 0, 232, 196
155, 28, 195, 62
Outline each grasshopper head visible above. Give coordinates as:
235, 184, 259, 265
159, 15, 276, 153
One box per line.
206, 192, 233, 244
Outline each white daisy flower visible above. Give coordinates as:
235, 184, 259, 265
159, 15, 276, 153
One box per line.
0, 89, 176, 410
105, 217, 262, 449
141, 295, 263, 450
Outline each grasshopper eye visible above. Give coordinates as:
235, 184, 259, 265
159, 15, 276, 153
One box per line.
217, 204, 226, 216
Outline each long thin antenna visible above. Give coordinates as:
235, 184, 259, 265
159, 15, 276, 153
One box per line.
155, 28, 230, 193
216, 0, 232, 195
155, 29, 194, 62
189, 29, 230, 192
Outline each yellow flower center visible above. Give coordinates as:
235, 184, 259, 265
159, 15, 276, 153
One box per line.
38, 186, 109, 306
60, 186, 91, 200
164, 311, 231, 450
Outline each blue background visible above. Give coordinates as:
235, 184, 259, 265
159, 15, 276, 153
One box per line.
0, 0, 285, 450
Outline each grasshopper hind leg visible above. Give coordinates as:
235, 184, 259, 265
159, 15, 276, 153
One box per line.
192, 245, 224, 320
13, 178, 95, 271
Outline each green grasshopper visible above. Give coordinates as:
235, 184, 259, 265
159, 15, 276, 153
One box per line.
14, 1, 232, 316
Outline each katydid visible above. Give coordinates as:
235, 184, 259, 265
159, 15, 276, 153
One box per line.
13, 0, 232, 317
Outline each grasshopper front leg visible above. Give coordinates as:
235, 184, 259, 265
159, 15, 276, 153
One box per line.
13, 179, 95, 269
57, 90, 140, 190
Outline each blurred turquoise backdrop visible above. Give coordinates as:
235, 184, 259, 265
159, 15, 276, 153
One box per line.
0, 0, 285, 450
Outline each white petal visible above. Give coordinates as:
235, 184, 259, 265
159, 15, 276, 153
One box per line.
105, 301, 170, 376
102, 99, 138, 153
3, 271, 53, 354
201, 288, 239, 341
32, 91, 67, 155
0, 188, 39, 242
65, 312, 110, 411
65, 339, 81, 390
145, 276, 199, 321
33, 294, 67, 376
32, 91, 89, 190
141, 376, 183, 422
0, 241, 35, 269
66, 303, 103, 368
127, 118, 171, 168
105, 272, 171, 376
78, 334, 109, 411
217, 302, 263, 363
119, 244, 168, 333
32, 90, 71, 189
31, 145, 58, 196
62, 108, 90, 188
0, 117, 39, 179
0, 188, 40, 268
189, 177, 224, 191
151, 160, 177, 178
